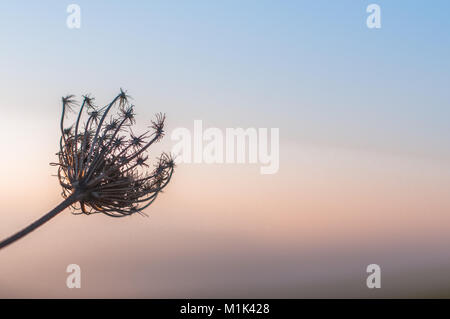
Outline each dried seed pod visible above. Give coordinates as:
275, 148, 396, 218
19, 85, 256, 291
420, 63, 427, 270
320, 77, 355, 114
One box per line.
56, 89, 175, 217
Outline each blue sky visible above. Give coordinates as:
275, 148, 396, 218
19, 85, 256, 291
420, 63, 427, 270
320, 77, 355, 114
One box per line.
0, 0, 449, 157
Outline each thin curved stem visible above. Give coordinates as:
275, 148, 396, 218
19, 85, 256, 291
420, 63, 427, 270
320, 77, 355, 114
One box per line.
0, 191, 82, 250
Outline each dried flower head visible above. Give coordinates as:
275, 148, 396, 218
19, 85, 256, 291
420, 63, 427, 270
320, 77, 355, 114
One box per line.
53, 89, 175, 217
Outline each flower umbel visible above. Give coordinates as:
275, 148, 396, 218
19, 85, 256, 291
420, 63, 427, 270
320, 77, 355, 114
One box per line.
55, 90, 174, 217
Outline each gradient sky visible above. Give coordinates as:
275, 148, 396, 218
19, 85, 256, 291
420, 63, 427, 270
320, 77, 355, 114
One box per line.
0, 1, 450, 297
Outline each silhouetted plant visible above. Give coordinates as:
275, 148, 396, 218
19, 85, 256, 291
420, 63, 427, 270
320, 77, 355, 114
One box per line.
0, 89, 175, 249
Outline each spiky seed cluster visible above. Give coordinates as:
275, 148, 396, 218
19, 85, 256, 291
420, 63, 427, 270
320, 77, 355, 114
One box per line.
52, 89, 175, 217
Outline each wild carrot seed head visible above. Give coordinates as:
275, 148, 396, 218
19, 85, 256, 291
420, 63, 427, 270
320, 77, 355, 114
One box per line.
51, 89, 174, 217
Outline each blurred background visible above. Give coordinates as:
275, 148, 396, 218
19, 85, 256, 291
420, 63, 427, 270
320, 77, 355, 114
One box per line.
0, 0, 449, 298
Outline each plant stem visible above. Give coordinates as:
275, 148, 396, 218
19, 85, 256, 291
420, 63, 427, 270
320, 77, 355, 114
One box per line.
0, 191, 82, 250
